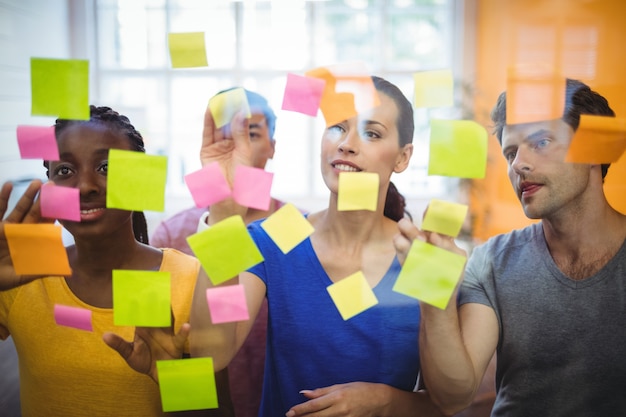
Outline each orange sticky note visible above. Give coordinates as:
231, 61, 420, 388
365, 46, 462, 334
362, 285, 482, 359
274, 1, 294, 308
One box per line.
565, 115, 626, 164
4, 224, 71, 275
327, 271, 378, 320
506, 65, 566, 125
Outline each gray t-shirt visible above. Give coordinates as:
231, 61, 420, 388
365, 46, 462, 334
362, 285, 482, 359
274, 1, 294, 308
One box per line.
460, 222, 626, 417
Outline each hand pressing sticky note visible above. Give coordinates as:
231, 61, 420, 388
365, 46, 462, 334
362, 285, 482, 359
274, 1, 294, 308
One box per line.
168, 32, 208, 68
106, 149, 167, 212
281, 73, 325, 116
413, 69, 454, 108
393, 240, 466, 310
565, 115, 626, 164
4, 224, 71, 276
16, 125, 59, 160
208, 87, 251, 129
421, 199, 468, 238
30, 57, 89, 120
112, 270, 171, 327
157, 358, 218, 412
327, 271, 378, 320
233, 165, 273, 211
428, 119, 487, 178
261, 203, 313, 254
187, 215, 264, 286
54, 304, 92, 331
40, 183, 80, 222
337, 172, 379, 212
206, 285, 249, 324
184, 162, 232, 208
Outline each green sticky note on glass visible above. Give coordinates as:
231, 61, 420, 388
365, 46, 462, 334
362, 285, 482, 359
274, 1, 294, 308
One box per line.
337, 172, 379, 211
113, 270, 171, 327
428, 119, 487, 179
327, 271, 378, 320
30, 57, 89, 120
421, 199, 469, 237
187, 215, 264, 286
168, 32, 208, 68
208, 87, 251, 128
261, 203, 314, 254
157, 358, 218, 412
393, 240, 466, 310
106, 149, 167, 212
413, 69, 453, 108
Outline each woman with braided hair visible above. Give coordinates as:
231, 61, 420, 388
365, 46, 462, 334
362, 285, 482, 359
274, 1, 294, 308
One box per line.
0, 106, 228, 416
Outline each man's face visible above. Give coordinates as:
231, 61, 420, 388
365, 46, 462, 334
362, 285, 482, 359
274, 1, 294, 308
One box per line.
248, 113, 275, 169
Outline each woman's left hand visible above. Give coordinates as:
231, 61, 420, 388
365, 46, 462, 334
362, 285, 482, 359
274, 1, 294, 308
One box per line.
285, 382, 386, 417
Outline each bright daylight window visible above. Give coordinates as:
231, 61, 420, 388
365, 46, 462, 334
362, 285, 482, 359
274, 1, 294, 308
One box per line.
94, 0, 463, 217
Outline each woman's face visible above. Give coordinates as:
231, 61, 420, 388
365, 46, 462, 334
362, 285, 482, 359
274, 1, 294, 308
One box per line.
47, 123, 134, 240
320, 91, 413, 195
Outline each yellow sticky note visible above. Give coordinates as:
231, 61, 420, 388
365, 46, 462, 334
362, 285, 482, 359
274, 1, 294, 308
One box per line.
208, 87, 251, 128
4, 224, 71, 276
157, 358, 218, 412
113, 270, 171, 327
421, 199, 469, 237
565, 115, 626, 164
327, 271, 378, 320
106, 149, 168, 212
187, 215, 264, 285
261, 203, 314, 254
506, 65, 566, 125
337, 172, 379, 211
428, 119, 487, 178
393, 240, 466, 310
413, 69, 454, 108
168, 32, 208, 68
30, 57, 89, 120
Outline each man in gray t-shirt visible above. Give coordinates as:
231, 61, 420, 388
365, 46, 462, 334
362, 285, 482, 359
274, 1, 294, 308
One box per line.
395, 79, 626, 416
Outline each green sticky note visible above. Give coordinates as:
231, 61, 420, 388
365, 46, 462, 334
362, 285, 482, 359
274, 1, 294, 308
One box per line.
113, 270, 171, 327
30, 57, 89, 120
393, 240, 466, 309
413, 69, 453, 108
261, 203, 314, 254
327, 271, 378, 320
187, 215, 264, 285
337, 172, 379, 211
106, 149, 167, 212
421, 199, 469, 237
428, 119, 488, 179
208, 87, 251, 128
168, 32, 208, 68
157, 358, 218, 412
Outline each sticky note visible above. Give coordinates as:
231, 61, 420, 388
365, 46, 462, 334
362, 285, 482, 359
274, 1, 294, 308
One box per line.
393, 240, 466, 310
54, 304, 92, 331
205, 285, 249, 324
4, 224, 71, 276
565, 115, 626, 164
421, 199, 468, 237
40, 183, 80, 222
428, 119, 488, 178
281, 73, 325, 116
112, 270, 171, 327
327, 271, 378, 320
187, 215, 264, 286
261, 203, 313, 254
157, 358, 218, 412
413, 69, 454, 108
106, 149, 167, 212
168, 32, 208, 68
30, 57, 89, 120
16, 125, 59, 160
184, 162, 232, 208
232, 165, 273, 211
337, 172, 379, 211
506, 66, 566, 125
208, 87, 251, 129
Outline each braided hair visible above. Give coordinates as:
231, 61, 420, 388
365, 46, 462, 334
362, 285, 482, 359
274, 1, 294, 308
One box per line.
50, 105, 150, 244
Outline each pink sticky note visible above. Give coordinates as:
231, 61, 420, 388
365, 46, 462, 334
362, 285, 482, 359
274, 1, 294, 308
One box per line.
281, 73, 326, 117
54, 304, 93, 331
232, 166, 273, 211
205, 285, 249, 324
40, 183, 81, 221
184, 162, 232, 208
16, 125, 59, 160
